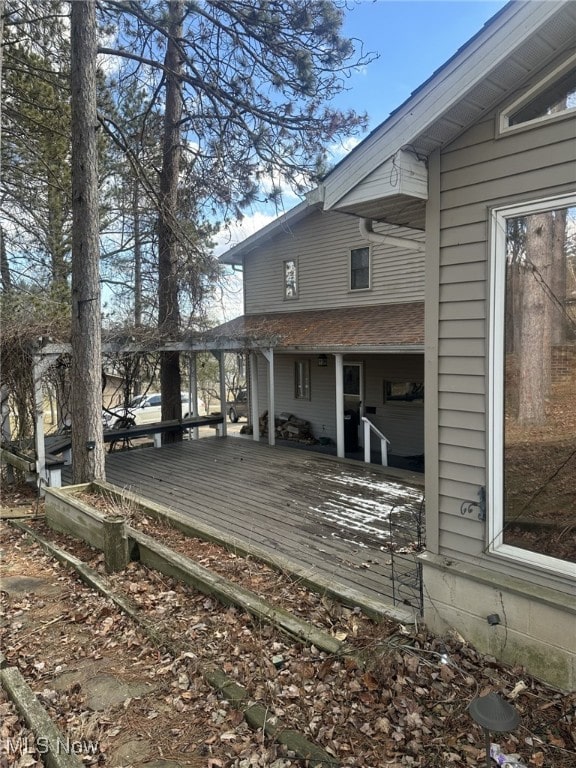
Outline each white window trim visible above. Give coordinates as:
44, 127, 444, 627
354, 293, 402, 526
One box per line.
294, 359, 311, 401
488, 193, 576, 580
349, 245, 371, 292
498, 51, 576, 135
283, 258, 298, 301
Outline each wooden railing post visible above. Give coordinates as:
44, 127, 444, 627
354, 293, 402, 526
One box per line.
361, 416, 390, 466
103, 515, 129, 573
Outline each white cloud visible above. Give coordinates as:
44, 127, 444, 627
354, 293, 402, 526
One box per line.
327, 135, 362, 163
212, 209, 281, 257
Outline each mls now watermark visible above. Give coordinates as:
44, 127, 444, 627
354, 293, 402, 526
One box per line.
3, 736, 99, 756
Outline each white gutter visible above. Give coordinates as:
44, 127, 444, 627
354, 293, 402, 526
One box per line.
359, 218, 426, 253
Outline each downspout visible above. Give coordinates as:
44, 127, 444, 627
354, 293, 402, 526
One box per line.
359, 218, 426, 253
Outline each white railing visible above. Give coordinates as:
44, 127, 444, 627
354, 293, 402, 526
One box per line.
361, 416, 390, 466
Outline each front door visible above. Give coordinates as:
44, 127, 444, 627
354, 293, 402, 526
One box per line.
343, 362, 363, 452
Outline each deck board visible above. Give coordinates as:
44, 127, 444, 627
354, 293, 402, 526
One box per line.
64, 436, 425, 614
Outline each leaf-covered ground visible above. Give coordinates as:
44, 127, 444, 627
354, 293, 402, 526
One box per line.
1, 483, 575, 768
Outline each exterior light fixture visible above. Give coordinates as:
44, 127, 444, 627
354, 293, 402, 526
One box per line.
317, 354, 328, 367
469, 692, 520, 768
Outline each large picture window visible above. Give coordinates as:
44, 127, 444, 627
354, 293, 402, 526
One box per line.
489, 196, 576, 574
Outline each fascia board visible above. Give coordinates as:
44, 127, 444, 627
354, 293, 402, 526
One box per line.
322, 0, 565, 211
280, 345, 426, 354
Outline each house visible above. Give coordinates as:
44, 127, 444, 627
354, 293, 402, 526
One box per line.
215, 0, 576, 689
215, 202, 426, 467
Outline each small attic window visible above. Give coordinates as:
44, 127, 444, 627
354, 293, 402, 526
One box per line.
499, 53, 576, 133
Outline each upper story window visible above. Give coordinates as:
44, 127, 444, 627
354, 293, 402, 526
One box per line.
488, 195, 576, 577
350, 246, 370, 290
499, 52, 576, 134
284, 259, 298, 299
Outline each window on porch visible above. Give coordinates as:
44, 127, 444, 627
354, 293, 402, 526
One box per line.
294, 360, 310, 400
489, 195, 576, 574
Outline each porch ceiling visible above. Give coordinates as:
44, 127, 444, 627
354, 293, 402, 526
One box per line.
205, 302, 424, 353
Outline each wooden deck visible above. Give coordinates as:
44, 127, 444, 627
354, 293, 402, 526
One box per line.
66, 436, 425, 618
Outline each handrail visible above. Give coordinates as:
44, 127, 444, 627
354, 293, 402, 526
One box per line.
361, 416, 390, 466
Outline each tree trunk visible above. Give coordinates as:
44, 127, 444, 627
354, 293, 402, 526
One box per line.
133, 178, 143, 327
158, 0, 184, 438
0, 1, 6, 298
0, 0, 3, 167
550, 208, 568, 346
70, 0, 105, 482
518, 213, 553, 426
0, 227, 11, 292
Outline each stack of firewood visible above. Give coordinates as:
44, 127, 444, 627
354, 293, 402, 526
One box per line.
258, 411, 316, 443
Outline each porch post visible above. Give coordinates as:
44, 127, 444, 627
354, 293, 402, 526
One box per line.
218, 350, 227, 438
261, 348, 275, 446
188, 353, 199, 440
1, 384, 10, 444
334, 353, 345, 458
1, 384, 13, 483
32, 353, 51, 489
249, 352, 260, 442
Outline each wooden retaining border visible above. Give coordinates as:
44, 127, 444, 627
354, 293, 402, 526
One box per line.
131, 527, 344, 654
43, 484, 345, 656
0, 652, 84, 768
1, 446, 67, 488
9, 521, 340, 768
49, 480, 413, 624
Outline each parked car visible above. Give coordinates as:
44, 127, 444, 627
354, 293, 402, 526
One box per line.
103, 391, 205, 429
228, 388, 248, 423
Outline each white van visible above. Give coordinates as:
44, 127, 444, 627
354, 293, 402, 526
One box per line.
103, 392, 204, 428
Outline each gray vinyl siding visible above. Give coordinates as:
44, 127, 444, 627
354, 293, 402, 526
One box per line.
244, 209, 425, 314
254, 352, 424, 456
433, 72, 576, 589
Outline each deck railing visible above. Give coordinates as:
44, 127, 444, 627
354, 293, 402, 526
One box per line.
361, 416, 390, 465
388, 495, 425, 614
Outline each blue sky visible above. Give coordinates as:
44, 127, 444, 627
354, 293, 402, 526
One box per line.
336, 0, 508, 132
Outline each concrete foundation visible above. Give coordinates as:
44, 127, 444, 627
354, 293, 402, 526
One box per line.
420, 552, 576, 691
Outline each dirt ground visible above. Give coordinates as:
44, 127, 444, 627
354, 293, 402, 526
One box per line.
1, 482, 575, 768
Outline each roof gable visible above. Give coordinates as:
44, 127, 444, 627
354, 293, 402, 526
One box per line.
319, 0, 576, 218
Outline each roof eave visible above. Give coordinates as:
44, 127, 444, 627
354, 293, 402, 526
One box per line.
319, 0, 572, 212
280, 344, 425, 354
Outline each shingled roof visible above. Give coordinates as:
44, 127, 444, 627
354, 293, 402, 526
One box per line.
206, 302, 424, 352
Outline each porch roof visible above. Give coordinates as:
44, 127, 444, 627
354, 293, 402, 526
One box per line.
205, 302, 424, 353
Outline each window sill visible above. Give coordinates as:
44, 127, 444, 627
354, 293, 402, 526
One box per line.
488, 541, 576, 580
